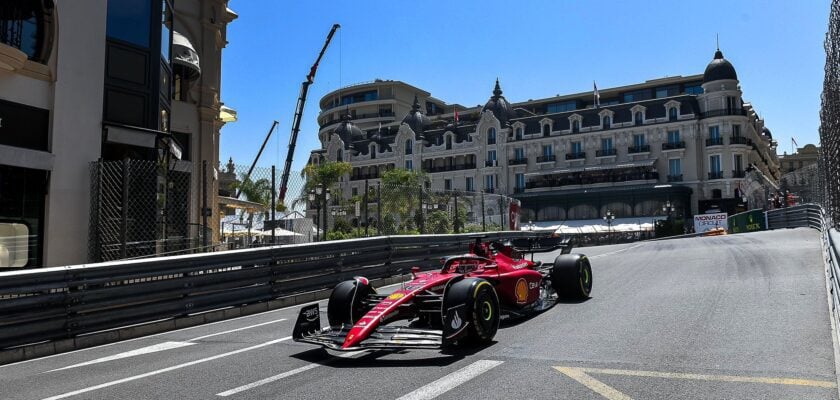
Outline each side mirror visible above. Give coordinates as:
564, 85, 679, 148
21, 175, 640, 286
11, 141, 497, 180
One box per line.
411, 266, 421, 278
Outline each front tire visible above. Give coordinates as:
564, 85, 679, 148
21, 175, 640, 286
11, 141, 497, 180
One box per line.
327, 277, 375, 329
551, 254, 592, 299
442, 278, 500, 346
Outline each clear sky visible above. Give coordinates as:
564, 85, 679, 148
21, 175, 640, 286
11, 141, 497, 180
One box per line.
220, 0, 829, 172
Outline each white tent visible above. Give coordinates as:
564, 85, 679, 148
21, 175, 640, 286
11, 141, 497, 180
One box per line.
254, 228, 303, 237
523, 217, 666, 234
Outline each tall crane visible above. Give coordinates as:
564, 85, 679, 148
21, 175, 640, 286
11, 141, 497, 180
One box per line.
278, 23, 341, 205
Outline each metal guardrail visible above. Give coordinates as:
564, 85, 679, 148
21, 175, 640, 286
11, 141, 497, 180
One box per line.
766, 204, 824, 230
0, 231, 543, 349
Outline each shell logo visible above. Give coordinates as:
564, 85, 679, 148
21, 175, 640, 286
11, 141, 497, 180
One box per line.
387, 292, 405, 300
515, 278, 529, 304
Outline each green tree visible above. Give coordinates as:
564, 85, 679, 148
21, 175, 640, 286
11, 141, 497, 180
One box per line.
380, 169, 428, 234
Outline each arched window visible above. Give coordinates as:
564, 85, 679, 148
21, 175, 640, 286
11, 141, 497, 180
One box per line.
370, 144, 376, 159
572, 120, 580, 133
602, 116, 611, 130
487, 128, 496, 144
542, 124, 550, 137
634, 111, 644, 126
0, 1, 55, 63
669, 107, 678, 121
404, 139, 412, 155
446, 135, 452, 150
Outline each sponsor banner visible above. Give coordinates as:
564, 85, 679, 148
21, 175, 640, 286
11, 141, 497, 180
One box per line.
693, 212, 728, 233
509, 200, 520, 231
728, 209, 766, 234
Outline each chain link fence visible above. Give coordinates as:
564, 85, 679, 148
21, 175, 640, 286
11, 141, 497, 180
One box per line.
822, 0, 840, 228
89, 159, 204, 262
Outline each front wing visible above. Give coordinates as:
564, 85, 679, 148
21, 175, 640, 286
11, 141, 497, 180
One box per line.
292, 304, 445, 351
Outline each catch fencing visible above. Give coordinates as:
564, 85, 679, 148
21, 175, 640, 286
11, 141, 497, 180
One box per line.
821, 0, 840, 229
0, 231, 544, 351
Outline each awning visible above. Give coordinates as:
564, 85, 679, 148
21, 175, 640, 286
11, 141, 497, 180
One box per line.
526, 159, 657, 176
173, 31, 200, 79
220, 105, 237, 123
218, 196, 266, 212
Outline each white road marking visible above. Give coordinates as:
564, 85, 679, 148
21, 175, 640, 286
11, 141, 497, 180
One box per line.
187, 318, 287, 341
47, 342, 195, 372
216, 364, 320, 397
589, 243, 644, 259
395, 360, 503, 400
39, 336, 292, 400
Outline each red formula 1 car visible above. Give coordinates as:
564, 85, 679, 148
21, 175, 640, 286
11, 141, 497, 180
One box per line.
293, 237, 592, 351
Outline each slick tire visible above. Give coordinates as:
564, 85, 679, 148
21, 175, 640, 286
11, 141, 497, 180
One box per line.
327, 277, 375, 329
442, 278, 500, 346
551, 254, 592, 299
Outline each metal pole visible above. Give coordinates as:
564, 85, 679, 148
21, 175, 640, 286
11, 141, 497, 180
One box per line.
202, 160, 209, 250
377, 182, 382, 234
454, 192, 460, 233
271, 165, 276, 245
322, 188, 327, 241
315, 198, 320, 242
419, 184, 425, 234
121, 158, 129, 259
481, 192, 486, 232
364, 179, 369, 237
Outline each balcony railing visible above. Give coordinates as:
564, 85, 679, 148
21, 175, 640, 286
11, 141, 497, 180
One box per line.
729, 136, 752, 145
565, 152, 586, 160
485, 160, 498, 167
596, 148, 617, 157
350, 173, 380, 181
509, 158, 528, 165
662, 141, 685, 150
732, 169, 746, 178
483, 188, 495, 194
628, 145, 650, 154
708, 171, 724, 180
700, 108, 747, 118
705, 137, 724, 146
423, 163, 477, 173
667, 174, 683, 182
537, 155, 556, 163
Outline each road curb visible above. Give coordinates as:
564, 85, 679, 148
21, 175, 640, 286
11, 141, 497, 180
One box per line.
0, 274, 412, 366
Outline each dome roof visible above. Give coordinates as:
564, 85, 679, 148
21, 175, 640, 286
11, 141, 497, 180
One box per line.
482, 79, 516, 126
401, 95, 428, 137
762, 126, 772, 139
703, 49, 738, 83
332, 111, 364, 148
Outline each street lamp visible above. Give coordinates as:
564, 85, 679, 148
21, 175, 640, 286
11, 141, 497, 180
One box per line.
308, 185, 330, 241
603, 210, 615, 234
662, 201, 675, 220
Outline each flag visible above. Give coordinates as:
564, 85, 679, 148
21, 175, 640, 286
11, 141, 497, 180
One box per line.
454, 109, 459, 123
792, 137, 798, 147
593, 81, 600, 108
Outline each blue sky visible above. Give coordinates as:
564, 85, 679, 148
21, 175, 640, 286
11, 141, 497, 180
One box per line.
220, 0, 829, 172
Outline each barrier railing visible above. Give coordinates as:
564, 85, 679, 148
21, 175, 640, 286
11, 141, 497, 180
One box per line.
0, 231, 544, 349
766, 204, 824, 230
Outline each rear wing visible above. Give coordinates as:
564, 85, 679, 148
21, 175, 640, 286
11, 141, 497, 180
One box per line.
510, 237, 573, 255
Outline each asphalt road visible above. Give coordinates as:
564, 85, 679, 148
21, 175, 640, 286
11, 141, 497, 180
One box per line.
0, 228, 835, 400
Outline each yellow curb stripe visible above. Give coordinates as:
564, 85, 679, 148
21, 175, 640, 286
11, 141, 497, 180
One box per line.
559, 366, 837, 389
554, 367, 633, 400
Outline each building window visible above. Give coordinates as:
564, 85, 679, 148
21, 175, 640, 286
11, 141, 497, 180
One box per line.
370, 144, 376, 159
106, 0, 152, 47
352, 187, 358, 196
656, 85, 679, 98
732, 124, 741, 137
405, 159, 413, 170
669, 107, 678, 121
547, 101, 577, 113
572, 120, 580, 133
542, 123, 550, 137
466, 177, 474, 192
0, 165, 47, 267
485, 175, 495, 191
1, 0, 55, 63
515, 127, 523, 140
633, 134, 645, 148
708, 126, 720, 140
634, 111, 643, 126
685, 84, 703, 95
336, 149, 343, 162
602, 116, 611, 130
486, 150, 496, 166
446, 135, 452, 150
542, 144, 553, 157
404, 139, 412, 155
515, 173, 525, 189
571, 141, 582, 154
487, 128, 496, 144
668, 130, 680, 144
734, 154, 743, 172
601, 138, 613, 151
709, 154, 722, 179
669, 158, 682, 176
444, 179, 452, 190
514, 147, 525, 160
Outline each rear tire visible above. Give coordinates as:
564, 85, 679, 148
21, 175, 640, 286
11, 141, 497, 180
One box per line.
327, 277, 375, 329
551, 254, 592, 299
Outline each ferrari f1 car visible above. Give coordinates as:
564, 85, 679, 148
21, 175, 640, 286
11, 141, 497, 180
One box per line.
293, 237, 592, 351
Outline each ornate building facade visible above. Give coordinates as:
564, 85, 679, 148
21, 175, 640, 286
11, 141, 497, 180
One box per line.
311, 49, 780, 224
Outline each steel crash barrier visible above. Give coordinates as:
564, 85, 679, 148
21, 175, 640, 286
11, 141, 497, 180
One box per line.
765, 204, 825, 230
0, 232, 551, 352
